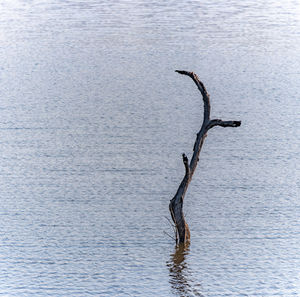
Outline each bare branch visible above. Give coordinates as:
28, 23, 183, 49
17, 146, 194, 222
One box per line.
182, 153, 190, 178
169, 152, 191, 243
169, 70, 241, 244
175, 70, 210, 124
175, 70, 212, 176
175, 70, 207, 97
207, 119, 241, 130
165, 216, 176, 229
163, 230, 176, 242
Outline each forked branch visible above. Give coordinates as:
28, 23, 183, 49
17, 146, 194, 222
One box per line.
169, 70, 241, 244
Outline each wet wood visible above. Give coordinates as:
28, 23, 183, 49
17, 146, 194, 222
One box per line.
169, 70, 241, 244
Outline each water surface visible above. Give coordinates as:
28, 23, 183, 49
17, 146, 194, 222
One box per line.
0, 0, 299, 296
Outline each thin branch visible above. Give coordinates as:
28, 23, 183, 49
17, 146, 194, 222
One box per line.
163, 230, 176, 242
175, 70, 210, 125
182, 153, 190, 179
175, 71, 209, 102
165, 216, 177, 234
207, 119, 241, 130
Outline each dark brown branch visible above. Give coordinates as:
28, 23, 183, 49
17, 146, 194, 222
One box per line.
169, 154, 191, 244
175, 70, 210, 125
182, 153, 190, 179
175, 70, 212, 177
169, 70, 241, 245
207, 119, 241, 130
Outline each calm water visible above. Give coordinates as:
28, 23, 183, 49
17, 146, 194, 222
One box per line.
0, 0, 299, 296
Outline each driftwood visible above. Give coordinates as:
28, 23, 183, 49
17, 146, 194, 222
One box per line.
169, 70, 241, 244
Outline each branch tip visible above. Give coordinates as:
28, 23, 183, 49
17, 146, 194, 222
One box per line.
175, 70, 192, 76
182, 153, 188, 164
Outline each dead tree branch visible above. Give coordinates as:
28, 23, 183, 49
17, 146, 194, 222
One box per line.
169, 70, 241, 244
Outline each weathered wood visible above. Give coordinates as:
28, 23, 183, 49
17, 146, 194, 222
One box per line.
169, 70, 241, 244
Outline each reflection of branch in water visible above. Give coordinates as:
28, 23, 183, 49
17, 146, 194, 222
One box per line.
167, 244, 204, 297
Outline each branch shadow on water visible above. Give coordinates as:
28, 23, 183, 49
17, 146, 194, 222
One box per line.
167, 243, 204, 297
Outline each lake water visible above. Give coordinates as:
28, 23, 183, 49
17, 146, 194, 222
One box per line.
0, 0, 299, 296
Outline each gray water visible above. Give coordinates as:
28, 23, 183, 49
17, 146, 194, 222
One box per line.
0, 0, 299, 296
